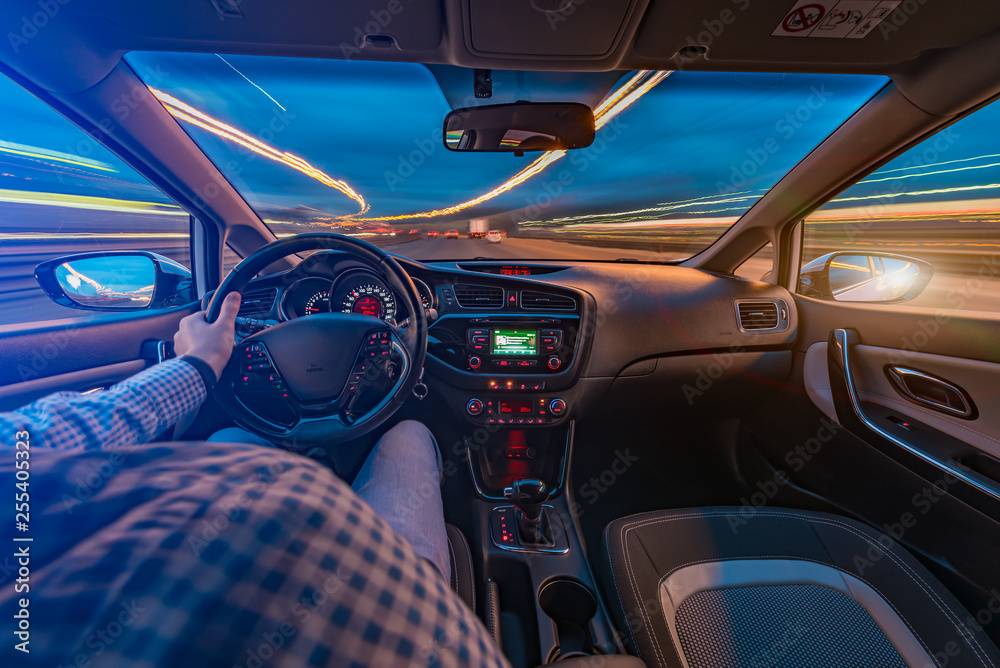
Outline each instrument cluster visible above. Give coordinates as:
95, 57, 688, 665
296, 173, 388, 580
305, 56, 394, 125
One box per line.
280, 270, 433, 323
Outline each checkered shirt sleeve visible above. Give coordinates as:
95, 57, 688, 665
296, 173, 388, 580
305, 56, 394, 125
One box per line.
0, 441, 512, 668
0, 357, 206, 450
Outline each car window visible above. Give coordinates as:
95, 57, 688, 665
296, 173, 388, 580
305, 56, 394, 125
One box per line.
734, 242, 774, 281
126, 52, 888, 264
799, 97, 1000, 313
0, 74, 190, 328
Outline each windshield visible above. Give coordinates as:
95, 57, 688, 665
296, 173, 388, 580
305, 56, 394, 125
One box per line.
126, 53, 887, 262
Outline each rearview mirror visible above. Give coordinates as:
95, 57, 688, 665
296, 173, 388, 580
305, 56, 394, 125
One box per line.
443, 102, 595, 154
35, 251, 194, 311
798, 252, 934, 304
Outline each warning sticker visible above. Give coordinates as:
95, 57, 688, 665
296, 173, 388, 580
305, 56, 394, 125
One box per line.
771, 0, 900, 39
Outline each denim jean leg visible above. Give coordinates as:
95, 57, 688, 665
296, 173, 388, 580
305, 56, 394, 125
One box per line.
351, 420, 451, 581
206, 427, 276, 447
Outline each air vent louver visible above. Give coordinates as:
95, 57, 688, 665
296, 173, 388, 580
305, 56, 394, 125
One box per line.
737, 301, 779, 331
453, 284, 505, 309
520, 290, 577, 311
238, 288, 277, 316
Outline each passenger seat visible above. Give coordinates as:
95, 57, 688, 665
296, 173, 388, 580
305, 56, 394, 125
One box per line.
600, 507, 1000, 668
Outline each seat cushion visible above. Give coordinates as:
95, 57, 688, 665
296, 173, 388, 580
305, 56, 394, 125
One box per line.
600, 507, 1000, 668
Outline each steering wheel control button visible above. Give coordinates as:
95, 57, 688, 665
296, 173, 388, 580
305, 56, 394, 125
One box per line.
362, 329, 393, 358
549, 398, 567, 415
547, 356, 562, 371
467, 399, 484, 416
469, 356, 482, 369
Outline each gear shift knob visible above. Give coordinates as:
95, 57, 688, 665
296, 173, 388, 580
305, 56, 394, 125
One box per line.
504, 478, 548, 523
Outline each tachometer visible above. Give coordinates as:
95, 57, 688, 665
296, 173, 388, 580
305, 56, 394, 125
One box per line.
303, 290, 330, 315
341, 282, 397, 321
280, 277, 334, 319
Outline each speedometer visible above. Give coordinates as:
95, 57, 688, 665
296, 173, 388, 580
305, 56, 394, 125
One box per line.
341, 282, 397, 321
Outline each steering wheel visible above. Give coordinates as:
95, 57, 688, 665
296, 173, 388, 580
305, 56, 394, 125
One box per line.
205, 233, 428, 446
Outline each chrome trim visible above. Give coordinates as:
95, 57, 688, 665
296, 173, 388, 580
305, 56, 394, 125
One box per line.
489, 505, 570, 554
156, 340, 175, 363
829, 329, 1000, 503
885, 366, 974, 419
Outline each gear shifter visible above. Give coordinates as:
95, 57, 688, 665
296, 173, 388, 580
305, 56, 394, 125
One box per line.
504, 478, 552, 545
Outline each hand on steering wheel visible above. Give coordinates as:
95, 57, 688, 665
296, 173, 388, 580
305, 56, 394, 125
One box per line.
173, 292, 241, 379
205, 234, 428, 447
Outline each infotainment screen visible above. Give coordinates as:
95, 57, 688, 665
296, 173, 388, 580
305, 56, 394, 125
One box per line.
492, 329, 538, 356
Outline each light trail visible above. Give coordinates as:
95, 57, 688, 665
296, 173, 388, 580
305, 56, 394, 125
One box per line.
521, 161, 1000, 230
830, 183, 1000, 204
0, 140, 116, 173
150, 88, 368, 213
863, 152, 1000, 178
353, 70, 673, 223
216, 54, 286, 111
61, 263, 106, 292
0, 233, 189, 241
519, 192, 761, 227
855, 160, 1000, 186
0, 189, 186, 215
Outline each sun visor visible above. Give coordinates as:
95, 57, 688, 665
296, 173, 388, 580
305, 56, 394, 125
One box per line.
467, 0, 644, 57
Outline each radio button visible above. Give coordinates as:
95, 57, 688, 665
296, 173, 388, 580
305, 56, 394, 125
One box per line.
467, 328, 489, 345
547, 356, 562, 371
469, 356, 482, 369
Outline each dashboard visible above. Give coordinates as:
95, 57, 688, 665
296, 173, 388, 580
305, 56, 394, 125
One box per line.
232, 251, 798, 437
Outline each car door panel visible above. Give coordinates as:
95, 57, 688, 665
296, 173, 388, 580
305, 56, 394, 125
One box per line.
804, 342, 1000, 459
0, 304, 196, 407
792, 296, 1000, 510
0, 359, 146, 412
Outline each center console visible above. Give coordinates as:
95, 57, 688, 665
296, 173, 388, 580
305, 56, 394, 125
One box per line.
418, 277, 637, 665
427, 314, 584, 431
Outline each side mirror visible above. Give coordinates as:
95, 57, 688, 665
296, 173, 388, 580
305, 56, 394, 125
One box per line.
798, 252, 933, 304
443, 102, 595, 154
34, 251, 194, 311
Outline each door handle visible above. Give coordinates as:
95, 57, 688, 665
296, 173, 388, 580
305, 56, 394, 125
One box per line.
827, 329, 1000, 504
885, 366, 976, 419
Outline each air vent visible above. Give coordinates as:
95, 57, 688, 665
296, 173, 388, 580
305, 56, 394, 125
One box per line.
453, 284, 505, 309
736, 300, 787, 332
520, 290, 577, 311
239, 288, 277, 316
